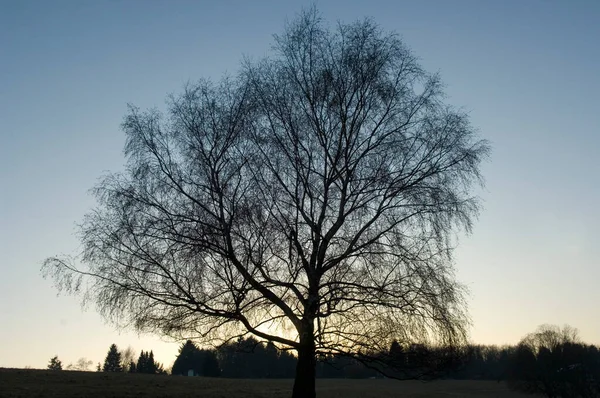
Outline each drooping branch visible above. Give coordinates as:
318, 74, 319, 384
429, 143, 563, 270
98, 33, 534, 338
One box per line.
43, 11, 489, 392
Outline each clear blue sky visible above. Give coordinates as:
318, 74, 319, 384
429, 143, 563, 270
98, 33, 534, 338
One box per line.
1, 0, 598, 369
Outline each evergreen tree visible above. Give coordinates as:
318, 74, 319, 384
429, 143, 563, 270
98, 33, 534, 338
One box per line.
216, 337, 295, 378
136, 350, 160, 374
202, 350, 220, 377
171, 340, 221, 377
103, 344, 123, 372
48, 355, 62, 371
172, 340, 201, 376
147, 351, 158, 374
137, 350, 147, 373
128, 361, 136, 373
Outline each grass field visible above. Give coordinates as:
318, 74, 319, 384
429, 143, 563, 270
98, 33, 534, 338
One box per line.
0, 368, 533, 397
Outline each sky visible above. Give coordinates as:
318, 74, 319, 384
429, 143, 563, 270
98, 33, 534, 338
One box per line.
1, 0, 599, 370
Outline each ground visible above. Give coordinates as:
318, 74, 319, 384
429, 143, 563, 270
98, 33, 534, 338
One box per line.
0, 368, 533, 397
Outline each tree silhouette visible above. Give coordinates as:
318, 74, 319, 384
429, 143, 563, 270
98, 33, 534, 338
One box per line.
135, 349, 166, 374
136, 350, 156, 374
172, 340, 220, 377
120, 345, 136, 372
217, 337, 296, 378
201, 350, 220, 377
172, 341, 198, 376
42, 7, 489, 398
47, 355, 62, 371
507, 325, 599, 398
65, 357, 93, 371
103, 344, 123, 372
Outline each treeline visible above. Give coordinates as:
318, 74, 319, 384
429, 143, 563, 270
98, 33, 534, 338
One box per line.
48, 338, 600, 382
46, 325, 600, 397
48, 343, 167, 375
505, 325, 600, 397
169, 338, 517, 380
100, 343, 167, 374
171, 334, 599, 389
170, 337, 379, 378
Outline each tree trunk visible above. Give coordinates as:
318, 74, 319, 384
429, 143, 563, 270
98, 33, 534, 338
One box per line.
292, 337, 316, 398
292, 287, 318, 398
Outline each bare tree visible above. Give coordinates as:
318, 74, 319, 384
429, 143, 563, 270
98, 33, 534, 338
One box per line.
120, 345, 136, 372
66, 357, 94, 371
78, 357, 93, 371
43, 8, 489, 398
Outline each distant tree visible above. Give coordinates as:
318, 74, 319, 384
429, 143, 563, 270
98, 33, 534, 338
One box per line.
201, 350, 220, 377
103, 344, 123, 372
65, 357, 93, 371
96, 362, 101, 372
136, 350, 165, 374
47, 355, 62, 371
217, 340, 241, 378
74, 357, 93, 371
128, 361, 136, 373
172, 340, 220, 377
388, 340, 405, 371
495, 345, 517, 381
216, 336, 297, 378
217, 337, 265, 378
43, 7, 490, 398
507, 325, 599, 398
137, 350, 149, 374
507, 343, 538, 393
156, 362, 168, 375
172, 341, 199, 376
147, 351, 157, 374
120, 346, 136, 372
265, 341, 281, 378
382, 340, 457, 379
439, 344, 516, 381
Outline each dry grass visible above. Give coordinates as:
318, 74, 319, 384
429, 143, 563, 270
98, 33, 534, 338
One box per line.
0, 368, 531, 397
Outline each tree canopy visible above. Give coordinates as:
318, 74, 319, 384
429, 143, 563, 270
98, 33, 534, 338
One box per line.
43, 8, 490, 398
